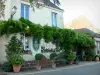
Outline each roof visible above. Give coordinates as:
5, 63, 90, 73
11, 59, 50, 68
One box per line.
92, 34, 100, 38
74, 28, 100, 38
74, 28, 95, 33
44, 0, 63, 11
22, 0, 63, 11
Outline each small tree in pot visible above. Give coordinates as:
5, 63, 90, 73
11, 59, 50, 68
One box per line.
67, 50, 76, 64
50, 53, 57, 68
35, 53, 43, 71
9, 55, 24, 72
5, 35, 24, 72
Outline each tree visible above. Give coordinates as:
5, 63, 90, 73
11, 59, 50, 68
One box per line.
5, 35, 24, 61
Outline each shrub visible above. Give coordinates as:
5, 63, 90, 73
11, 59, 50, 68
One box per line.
50, 53, 57, 60
10, 55, 24, 65
6, 35, 23, 56
85, 49, 95, 61
35, 54, 43, 60
5, 35, 24, 66
67, 50, 76, 61
1, 62, 13, 72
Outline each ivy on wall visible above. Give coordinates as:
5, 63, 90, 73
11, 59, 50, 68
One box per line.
0, 18, 96, 59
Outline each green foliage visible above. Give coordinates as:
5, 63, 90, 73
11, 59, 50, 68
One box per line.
0, 19, 96, 61
35, 53, 43, 60
85, 49, 95, 60
50, 53, 57, 60
43, 25, 54, 43
9, 54, 24, 65
74, 32, 95, 48
52, 28, 63, 47
19, 17, 43, 39
60, 29, 76, 51
6, 35, 23, 59
5, 35, 24, 66
0, 19, 22, 36
1, 62, 13, 72
66, 50, 76, 61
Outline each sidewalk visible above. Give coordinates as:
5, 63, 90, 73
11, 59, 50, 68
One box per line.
0, 61, 100, 75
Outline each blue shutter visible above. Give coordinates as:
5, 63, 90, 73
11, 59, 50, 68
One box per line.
25, 5, 29, 19
21, 3, 24, 18
52, 12, 57, 27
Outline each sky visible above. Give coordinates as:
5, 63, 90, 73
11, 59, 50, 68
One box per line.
60, 0, 100, 28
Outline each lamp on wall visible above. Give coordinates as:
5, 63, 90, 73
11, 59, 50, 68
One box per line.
10, 6, 17, 19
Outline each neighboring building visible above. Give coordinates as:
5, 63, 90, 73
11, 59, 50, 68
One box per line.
65, 16, 100, 55
75, 28, 100, 55
0, 0, 64, 63
92, 34, 100, 55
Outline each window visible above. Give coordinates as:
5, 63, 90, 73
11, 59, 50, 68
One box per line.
21, 34, 30, 50
21, 3, 29, 19
52, 12, 57, 27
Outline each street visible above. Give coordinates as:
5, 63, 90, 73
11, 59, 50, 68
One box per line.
34, 63, 100, 75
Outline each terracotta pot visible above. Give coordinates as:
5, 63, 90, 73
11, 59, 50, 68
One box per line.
95, 57, 99, 61
36, 66, 41, 71
13, 65, 21, 73
68, 61, 74, 65
52, 63, 56, 68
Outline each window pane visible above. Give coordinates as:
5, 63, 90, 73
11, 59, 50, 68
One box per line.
25, 5, 29, 19
52, 12, 57, 27
25, 37, 30, 50
21, 3, 24, 18
21, 34, 30, 50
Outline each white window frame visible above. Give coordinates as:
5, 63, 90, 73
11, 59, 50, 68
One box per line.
21, 33, 30, 51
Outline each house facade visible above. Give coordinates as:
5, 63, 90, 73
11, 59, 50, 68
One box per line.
0, 0, 64, 63
92, 34, 100, 55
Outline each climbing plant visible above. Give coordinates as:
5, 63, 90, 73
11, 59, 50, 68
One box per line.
0, 19, 22, 36
0, 18, 96, 59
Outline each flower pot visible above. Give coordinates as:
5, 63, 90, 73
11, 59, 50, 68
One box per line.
52, 63, 56, 68
36, 66, 41, 71
68, 61, 74, 65
95, 57, 99, 61
13, 65, 21, 73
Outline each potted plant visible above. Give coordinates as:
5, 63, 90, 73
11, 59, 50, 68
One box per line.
67, 51, 76, 64
9, 54, 24, 72
85, 49, 95, 61
35, 53, 43, 71
5, 35, 24, 72
50, 53, 57, 68
95, 55, 99, 61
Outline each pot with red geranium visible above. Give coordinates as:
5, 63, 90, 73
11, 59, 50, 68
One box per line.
67, 50, 76, 65
10, 54, 24, 72
50, 53, 57, 68
35, 53, 43, 71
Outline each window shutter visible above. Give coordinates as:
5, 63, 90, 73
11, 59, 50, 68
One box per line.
21, 3, 24, 18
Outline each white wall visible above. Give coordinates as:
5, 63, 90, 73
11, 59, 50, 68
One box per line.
0, 0, 64, 63
0, 34, 21, 64
4, 0, 64, 28
94, 37, 100, 55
